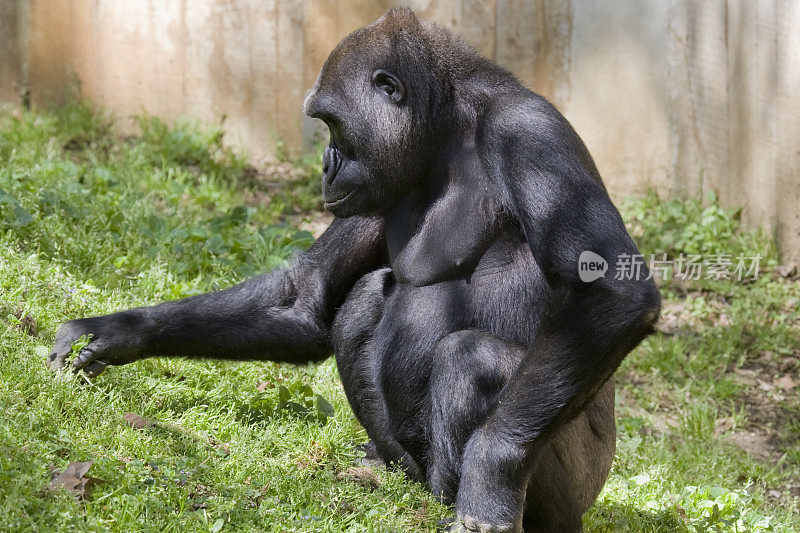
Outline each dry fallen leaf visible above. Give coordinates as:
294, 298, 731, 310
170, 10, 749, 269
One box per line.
48, 461, 102, 498
329, 498, 356, 514
336, 466, 382, 490
123, 412, 153, 429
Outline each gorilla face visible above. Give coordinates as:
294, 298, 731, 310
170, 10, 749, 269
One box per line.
304, 13, 441, 217
305, 67, 410, 217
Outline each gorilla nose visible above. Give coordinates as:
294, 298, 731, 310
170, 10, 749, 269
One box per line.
322, 145, 340, 186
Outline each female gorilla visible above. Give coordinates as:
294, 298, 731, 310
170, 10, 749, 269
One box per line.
50, 8, 660, 532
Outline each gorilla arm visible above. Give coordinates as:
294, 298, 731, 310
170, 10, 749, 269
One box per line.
49, 215, 386, 376
452, 96, 662, 529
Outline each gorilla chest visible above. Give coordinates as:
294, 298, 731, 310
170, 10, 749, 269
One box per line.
374, 232, 543, 358
378, 180, 544, 346
385, 185, 503, 287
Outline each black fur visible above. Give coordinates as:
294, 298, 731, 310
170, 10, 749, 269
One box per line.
50, 8, 660, 532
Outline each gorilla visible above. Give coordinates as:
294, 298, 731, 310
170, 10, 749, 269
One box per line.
49, 8, 660, 532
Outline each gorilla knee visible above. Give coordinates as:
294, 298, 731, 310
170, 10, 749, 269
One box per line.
433, 331, 524, 386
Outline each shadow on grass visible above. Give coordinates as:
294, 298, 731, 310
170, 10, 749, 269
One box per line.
156, 392, 320, 431
585, 500, 688, 532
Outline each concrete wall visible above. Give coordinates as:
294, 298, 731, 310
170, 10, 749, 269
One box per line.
0, 0, 24, 104
1, 0, 799, 261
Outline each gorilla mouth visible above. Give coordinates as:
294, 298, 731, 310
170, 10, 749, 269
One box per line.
323, 189, 355, 209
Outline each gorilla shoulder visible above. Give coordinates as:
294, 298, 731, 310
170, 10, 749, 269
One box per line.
476, 92, 605, 189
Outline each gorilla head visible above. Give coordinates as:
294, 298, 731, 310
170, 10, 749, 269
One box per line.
303, 8, 452, 217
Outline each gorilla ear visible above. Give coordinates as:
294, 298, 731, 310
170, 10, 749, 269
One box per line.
372, 70, 405, 104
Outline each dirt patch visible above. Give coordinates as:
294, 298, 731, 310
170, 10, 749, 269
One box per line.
635, 286, 799, 473
728, 431, 780, 462
731, 373, 798, 460
735, 349, 799, 448
657, 300, 692, 335
656, 293, 734, 336
1, 306, 39, 337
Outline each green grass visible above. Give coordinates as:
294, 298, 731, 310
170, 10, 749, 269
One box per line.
1, 101, 798, 531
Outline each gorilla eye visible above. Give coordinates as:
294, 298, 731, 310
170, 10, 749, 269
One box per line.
372, 69, 405, 104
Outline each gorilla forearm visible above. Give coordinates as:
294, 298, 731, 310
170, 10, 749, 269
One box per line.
107, 270, 330, 362
471, 282, 658, 441
55, 267, 330, 372
51, 216, 387, 373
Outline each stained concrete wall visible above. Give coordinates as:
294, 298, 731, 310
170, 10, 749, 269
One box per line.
0, 0, 24, 104
1, 0, 798, 261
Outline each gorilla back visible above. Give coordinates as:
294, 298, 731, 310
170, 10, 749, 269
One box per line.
50, 8, 660, 533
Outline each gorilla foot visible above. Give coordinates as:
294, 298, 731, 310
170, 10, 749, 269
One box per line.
453, 431, 527, 533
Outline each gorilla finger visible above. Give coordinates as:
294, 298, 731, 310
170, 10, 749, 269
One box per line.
72, 348, 97, 370
50, 334, 84, 371
82, 360, 108, 378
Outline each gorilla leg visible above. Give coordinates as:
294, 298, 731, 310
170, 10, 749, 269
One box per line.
428, 330, 616, 532
428, 331, 525, 503
331, 268, 424, 482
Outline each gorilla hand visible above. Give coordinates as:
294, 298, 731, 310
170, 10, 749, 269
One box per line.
49, 313, 145, 377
